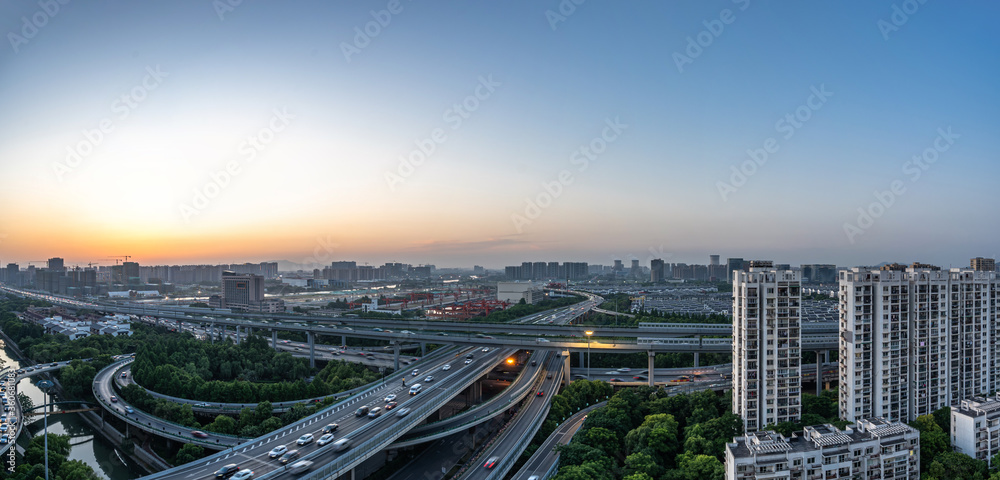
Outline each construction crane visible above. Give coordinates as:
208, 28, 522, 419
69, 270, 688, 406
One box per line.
104, 255, 132, 265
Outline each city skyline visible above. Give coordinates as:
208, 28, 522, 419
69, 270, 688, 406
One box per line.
1, 1, 997, 269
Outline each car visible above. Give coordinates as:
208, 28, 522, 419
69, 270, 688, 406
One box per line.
481, 347, 489, 352
609, 378, 623, 382
384, 394, 397, 402
536, 338, 549, 342
633, 375, 647, 380
531, 360, 537, 366
536, 391, 544, 396
408, 384, 422, 395
332, 438, 352, 452
50, 362, 58, 367
368, 407, 382, 418
617, 368, 631, 372
373, 328, 383, 332
191, 430, 209, 438
441, 364, 451, 371
464, 359, 473, 364
120, 372, 128, 379
231, 469, 254, 480
396, 407, 411, 417
401, 330, 414, 335
547, 373, 553, 379
296, 433, 314, 445
214, 464, 240, 479
355, 406, 370, 417
110, 396, 117, 403
385, 401, 398, 410
528, 476, 540, 480
317, 433, 336, 446
437, 332, 448, 336
125, 406, 134, 414
424, 375, 434, 382
279, 450, 300, 464
484, 456, 500, 469
288, 460, 314, 474
411, 369, 419, 376
322, 423, 339, 434
269, 445, 288, 458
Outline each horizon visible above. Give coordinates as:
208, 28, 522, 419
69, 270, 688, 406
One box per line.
1, 1, 997, 271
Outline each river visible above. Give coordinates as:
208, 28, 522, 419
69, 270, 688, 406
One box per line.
2, 346, 145, 480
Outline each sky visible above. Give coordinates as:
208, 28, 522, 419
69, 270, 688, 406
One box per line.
0, 1, 997, 270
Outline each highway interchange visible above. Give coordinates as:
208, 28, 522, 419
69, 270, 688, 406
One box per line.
1, 285, 838, 480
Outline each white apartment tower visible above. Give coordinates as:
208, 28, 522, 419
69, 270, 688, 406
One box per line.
839, 265, 998, 424
733, 262, 802, 431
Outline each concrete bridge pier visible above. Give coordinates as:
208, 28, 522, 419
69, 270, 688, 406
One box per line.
648, 351, 655, 387
420, 342, 426, 356
308, 332, 316, 369
210, 323, 215, 343
393, 342, 400, 371
578, 352, 585, 377
562, 350, 571, 386
235, 325, 240, 345
816, 351, 822, 396
693, 352, 700, 368
271, 329, 278, 349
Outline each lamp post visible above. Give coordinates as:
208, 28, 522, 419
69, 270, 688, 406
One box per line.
584, 331, 594, 379
37, 379, 54, 480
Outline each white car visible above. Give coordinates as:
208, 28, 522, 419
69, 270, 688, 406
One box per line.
296, 433, 314, 445
424, 375, 434, 382
232, 469, 254, 480
269, 445, 288, 458
317, 433, 335, 446
442, 364, 451, 371
384, 394, 396, 402
464, 359, 473, 364
411, 369, 419, 376
481, 347, 489, 352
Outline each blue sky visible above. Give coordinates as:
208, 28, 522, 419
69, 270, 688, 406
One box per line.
0, 0, 997, 269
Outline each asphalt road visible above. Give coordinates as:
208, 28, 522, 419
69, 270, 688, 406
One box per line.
136, 346, 513, 480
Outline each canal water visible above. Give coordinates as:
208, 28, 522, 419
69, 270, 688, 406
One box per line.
2, 346, 145, 480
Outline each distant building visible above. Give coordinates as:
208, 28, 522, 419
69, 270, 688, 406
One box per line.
216, 271, 284, 312
971, 257, 996, 272
725, 418, 920, 480
726, 258, 745, 279
800, 264, 837, 283
47, 257, 64, 272
497, 282, 537, 304
650, 259, 665, 282
710, 255, 720, 266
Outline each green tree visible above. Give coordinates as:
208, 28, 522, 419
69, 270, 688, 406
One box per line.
174, 444, 204, 465
675, 453, 725, 480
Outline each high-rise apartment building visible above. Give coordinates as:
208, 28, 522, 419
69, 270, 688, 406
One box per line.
839, 265, 998, 424
710, 254, 720, 266
47, 257, 64, 272
972, 257, 996, 272
650, 259, 665, 282
732, 263, 802, 431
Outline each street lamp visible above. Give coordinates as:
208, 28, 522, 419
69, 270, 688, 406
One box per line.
37, 379, 54, 480
584, 331, 594, 379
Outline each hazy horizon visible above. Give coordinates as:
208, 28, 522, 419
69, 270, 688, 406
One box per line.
1, 1, 997, 270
